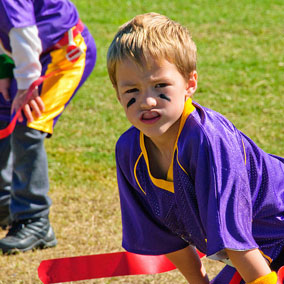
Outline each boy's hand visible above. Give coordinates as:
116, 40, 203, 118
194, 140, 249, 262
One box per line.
166, 246, 209, 284
0, 78, 11, 101
11, 88, 45, 123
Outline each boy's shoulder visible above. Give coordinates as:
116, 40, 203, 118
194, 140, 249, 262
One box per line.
190, 102, 237, 133
117, 125, 139, 143
115, 127, 142, 172
178, 102, 242, 154
182, 102, 239, 145
116, 126, 140, 154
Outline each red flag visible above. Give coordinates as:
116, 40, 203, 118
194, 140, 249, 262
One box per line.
38, 251, 178, 284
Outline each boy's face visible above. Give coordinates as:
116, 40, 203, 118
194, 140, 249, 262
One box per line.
115, 57, 197, 141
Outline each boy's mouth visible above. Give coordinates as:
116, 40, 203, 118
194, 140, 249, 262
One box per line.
140, 111, 161, 124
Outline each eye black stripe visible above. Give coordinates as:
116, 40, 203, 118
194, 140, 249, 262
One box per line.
159, 94, 171, 101
127, 98, 136, 108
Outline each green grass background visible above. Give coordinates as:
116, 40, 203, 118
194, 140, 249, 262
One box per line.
0, 0, 283, 283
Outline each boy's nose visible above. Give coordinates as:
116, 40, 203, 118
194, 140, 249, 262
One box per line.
140, 93, 157, 109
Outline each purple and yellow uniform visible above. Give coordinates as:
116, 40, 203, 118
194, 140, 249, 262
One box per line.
116, 99, 284, 283
0, 0, 96, 134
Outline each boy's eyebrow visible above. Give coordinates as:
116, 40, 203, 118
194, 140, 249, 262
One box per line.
149, 73, 173, 82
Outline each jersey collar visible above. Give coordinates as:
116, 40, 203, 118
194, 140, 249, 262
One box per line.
139, 98, 195, 193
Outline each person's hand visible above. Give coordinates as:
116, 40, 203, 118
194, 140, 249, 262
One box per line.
0, 78, 11, 101
11, 87, 45, 123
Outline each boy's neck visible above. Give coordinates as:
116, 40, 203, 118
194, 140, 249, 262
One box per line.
144, 136, 174, 180
143, 117, 181, 180
145, 136, 174, 161
146, 114, 181, 151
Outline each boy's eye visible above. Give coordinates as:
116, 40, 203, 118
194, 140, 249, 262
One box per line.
155, 83, 167, 88
125, 88, 139, 94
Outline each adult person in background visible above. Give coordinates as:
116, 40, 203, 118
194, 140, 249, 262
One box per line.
0, 0, 96, 254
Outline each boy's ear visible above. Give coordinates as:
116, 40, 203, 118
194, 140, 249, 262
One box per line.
185, 71, 198, 98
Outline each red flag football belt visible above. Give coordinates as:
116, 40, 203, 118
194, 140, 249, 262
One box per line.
37, 253, 284, 284
0, 70, 58, 139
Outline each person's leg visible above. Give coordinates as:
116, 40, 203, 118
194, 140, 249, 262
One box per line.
0, 121, 12, 228
0, 124, 56, 253
10, 124, 51, 220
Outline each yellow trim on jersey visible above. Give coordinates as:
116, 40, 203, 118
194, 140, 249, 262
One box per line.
241, 138, 247, 165
176, 147, 189, 176
134, 152, 146, 195
171, 98, 195, 177
138, 98, 195, 194
140, 132, 175, 193
259, 250, 273, 264
177, 98, 196, 139
27, 32, 87, 134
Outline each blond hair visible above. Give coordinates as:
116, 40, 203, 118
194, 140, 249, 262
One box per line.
107, 13, 197, 88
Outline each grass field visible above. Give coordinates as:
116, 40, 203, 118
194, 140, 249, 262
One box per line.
0, 0, 283, 283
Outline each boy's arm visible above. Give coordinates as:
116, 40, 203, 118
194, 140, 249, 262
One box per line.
226, 248, 277, 284
9, 25, 44, 122
166, 245, 209, 284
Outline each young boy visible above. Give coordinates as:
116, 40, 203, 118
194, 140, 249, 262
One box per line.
107, 13, 284, 284
0, 0, 96, 253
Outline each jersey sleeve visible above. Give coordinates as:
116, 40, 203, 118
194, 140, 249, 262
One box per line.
186, 113, 258, 260
116, 139, 189, 255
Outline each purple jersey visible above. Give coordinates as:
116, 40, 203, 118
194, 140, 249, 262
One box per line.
0, 0, 79, 52
116, 99, 284, 263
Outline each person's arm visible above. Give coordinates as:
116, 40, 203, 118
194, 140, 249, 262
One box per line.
226, 248, 278, 284
10, 25, 42, 89
166, 246, 209, 284
9, 25, 44, 122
